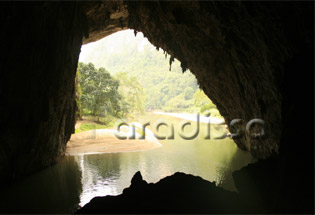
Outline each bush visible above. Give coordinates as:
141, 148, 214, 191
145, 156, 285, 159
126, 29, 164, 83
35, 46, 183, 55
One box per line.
200, 102, 216, 113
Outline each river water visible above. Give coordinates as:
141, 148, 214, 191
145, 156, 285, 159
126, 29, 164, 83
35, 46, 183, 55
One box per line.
0, 113, 255, 213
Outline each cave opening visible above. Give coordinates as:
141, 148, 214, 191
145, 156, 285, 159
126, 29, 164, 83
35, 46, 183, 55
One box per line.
67, 29, 256, 208
0, 28, 257, 214
0, 1, 313, 214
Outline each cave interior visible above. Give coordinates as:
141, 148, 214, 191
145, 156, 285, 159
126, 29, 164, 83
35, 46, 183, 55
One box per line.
0, 1, 314, 214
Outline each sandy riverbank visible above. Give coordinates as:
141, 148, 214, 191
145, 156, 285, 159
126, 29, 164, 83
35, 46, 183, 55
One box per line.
66, 128, 161, 155
66, 112, 226, 155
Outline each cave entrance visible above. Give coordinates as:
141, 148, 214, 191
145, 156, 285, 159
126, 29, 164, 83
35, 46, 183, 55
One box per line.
0, 2, 312, 214
66, 29, 255, 207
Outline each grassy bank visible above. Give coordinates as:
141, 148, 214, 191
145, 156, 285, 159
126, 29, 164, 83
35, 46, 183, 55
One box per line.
75, 115, 118, 133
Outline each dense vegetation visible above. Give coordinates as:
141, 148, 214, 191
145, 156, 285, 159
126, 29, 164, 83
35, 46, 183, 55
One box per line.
76, 62, 146, 121
78, 30, 221, 119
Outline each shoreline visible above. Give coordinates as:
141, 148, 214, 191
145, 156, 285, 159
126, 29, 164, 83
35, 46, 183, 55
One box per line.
67, 112, 226, 155
66, 128, 161, 156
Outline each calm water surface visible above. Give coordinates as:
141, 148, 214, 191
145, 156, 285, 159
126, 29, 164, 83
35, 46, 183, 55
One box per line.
0, 114, 255, 213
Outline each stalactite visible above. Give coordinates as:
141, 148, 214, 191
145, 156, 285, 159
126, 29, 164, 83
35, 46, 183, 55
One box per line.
169, 56, 174, 71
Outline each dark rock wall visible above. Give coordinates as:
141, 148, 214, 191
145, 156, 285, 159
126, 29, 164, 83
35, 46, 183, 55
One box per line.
0, 2, 86, 183
83, 1, 129, 44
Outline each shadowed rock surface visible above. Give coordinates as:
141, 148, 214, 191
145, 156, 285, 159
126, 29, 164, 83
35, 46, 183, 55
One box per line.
0, 2, 85, 183
76, 171, 244, 214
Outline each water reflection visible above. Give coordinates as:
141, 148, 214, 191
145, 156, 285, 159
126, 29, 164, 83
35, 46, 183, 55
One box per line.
77, 153, 121, 206
0, 114, 255, 213
74, 114, 255, 207
0, 156, 82, 214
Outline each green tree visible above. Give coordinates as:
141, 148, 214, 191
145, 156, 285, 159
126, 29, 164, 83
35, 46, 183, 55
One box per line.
194, 90, 218, 114
79, 30, 200, 111
115, 72, 145, 115
194, 90, 211, 107
77, 62, 122, 121
184, 87, 194, 100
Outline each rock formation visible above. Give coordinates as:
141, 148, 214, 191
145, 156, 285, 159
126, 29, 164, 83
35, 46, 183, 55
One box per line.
82, 1, 313, 159
0, 2, 85, 183
76, 171, 244, 214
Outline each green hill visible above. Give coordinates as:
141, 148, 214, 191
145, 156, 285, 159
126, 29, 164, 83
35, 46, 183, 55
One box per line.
79, 30, 216, 113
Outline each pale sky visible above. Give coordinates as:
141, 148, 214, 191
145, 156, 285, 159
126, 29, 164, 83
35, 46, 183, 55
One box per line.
79, 30, 150, 63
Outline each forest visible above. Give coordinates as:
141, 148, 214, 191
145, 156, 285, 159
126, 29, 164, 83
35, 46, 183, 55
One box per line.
76, 30, 221, 128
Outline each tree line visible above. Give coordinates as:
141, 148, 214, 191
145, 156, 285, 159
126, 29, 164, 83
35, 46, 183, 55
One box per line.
79, 30, 220, 115
76, 62, 146, 121
76, 60, 221, 124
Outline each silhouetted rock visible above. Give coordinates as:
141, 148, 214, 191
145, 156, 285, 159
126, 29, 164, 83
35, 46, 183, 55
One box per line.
78, 156, 314, 214
76, 171, 243, 214
130, 171, 148, 188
